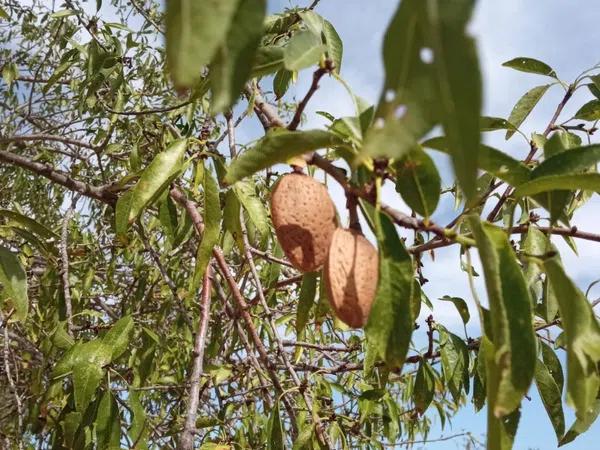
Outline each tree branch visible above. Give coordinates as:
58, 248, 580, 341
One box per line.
0, 149, 117, 204
288, 63, 331, 131
180, 266, 213, 450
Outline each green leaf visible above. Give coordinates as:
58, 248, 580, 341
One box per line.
0, 209, 59, 241
481, 336, 520, 450
224, 129, 344, 184
166, 0, 239, 89
363, 0, 437, 161
158, 194, 179, 244
296, 272, 318, 336
543, 131, 581, 159
283, 30, 325, 71
210, 0, 266, 113
0, 6, 9, 20
96, 391, 121, 450
514, 173, 600, 197
423, 0, 482, 201
266, 400, 284, 450
73, 361, 103, 412
540, 341, 564, 392
438, 295, 470, 324
573, 99, 600, 121
191, 167, 221, 292
468, 217, 537, 416
394, 146, 441, 218
559, 399, 600, 446
502, 57, 557, 78
543, 256, 600, 420
535, 358, 565, 441
102, 315, 134, 361
0, 246, 28, 321
235, 179, 269, 239
413, 360, 435, 413
505, 84, 551, 139
273, 69, 293, 99
127, 139, 187, 224
533, 143, 600, 178
114, 190, 133, 242
424, 137, 531, 187
50, 9, 77, 18
252, 46, 285, 78
365, 210, 415, 368
323, 19, 343, 73
439, 327, 469, 403
480, 116, 516, 132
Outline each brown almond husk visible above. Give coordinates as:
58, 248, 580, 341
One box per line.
324, 228, 379, 328
270, 173, 337, 273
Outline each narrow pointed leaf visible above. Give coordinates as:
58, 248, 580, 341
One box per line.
514, 173, 600, 197
535, 358, 565, 441
96, 390, 121, 450
365, 210, 415, 368
424, 0, 482, 201
574, 99, 600, 121
424, 137, 531, 187
468, 217, 537, 416
502, 57, 557, 78
394, 146, 441, 218
559, 399, 600, 446
543, 257, 600, 420
296, 272, 318, 336
505, 84, 551, 139
224, 129, 344, 184
127, 140, 187, 223
439, 295, 470, 324
73, 361, 103, 412
102, 315, 134, 361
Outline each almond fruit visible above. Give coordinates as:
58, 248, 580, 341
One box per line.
324, 228, 379, 328
270, 173, 337, 272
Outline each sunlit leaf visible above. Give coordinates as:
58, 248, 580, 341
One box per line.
224, 129, 344, 184
502, 57, 557, 78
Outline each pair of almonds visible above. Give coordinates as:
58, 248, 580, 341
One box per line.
270, 173, 378, 328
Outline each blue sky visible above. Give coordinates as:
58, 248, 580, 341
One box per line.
262, 1, 600, 448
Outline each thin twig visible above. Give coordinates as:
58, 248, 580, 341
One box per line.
288, 63, 332, 131
180, 266, 213, 450
60, 198, 77, 336
2, 314, 24, 450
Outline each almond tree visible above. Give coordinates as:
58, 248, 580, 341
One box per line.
1, 1, 600, 449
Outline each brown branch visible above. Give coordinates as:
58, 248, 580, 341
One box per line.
245, 84, 286, 129
288, 63, 331, 131
180, 266, 213, 450
0, 149, 117, 204
0, 133, 97, 150
104, 101, 190, 116
169, 187, 299, 437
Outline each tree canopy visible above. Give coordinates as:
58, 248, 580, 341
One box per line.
1, 1, 600, 449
